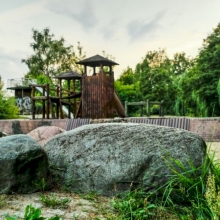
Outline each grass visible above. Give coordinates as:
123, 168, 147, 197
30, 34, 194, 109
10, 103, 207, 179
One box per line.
40, 193, 71, 209
110, 146, 220, 219
0, 195, 7, 208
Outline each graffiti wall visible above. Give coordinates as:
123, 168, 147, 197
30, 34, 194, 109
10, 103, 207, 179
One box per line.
16, 96, 31, 114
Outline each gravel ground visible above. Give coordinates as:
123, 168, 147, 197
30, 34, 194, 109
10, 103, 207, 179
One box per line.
0, 191, 112, 220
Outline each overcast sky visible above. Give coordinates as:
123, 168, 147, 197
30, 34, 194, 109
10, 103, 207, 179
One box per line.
1, 0, 220, 89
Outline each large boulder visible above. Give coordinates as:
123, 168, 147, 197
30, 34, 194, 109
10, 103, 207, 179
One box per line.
43, 123, 207, 196
0, 135, 51, 194
27, 126, 65, 146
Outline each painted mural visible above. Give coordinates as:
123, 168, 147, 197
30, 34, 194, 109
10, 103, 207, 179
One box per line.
16, 96, 31, 114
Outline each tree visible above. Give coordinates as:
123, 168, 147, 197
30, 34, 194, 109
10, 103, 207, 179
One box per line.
171, 53, 195, 116
117, 67, 135, 85
135, 49, 176, 103
134, 49, 195, 115
22, 28, 86, 81
115, 67, 141, 116
185, 22, 220, 116
0, 76, 19, 119
171, 52, 194, 77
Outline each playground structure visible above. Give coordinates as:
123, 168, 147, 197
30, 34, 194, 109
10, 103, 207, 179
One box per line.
75, 54, 125, 118
7, 78, 37, 114
7, 55, 125, 119
31, 70, 82, 119
125, 100, 165, 117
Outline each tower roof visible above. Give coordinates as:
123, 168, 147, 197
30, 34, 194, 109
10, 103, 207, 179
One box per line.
54, 70, 82, 79
76, 54, 119, 67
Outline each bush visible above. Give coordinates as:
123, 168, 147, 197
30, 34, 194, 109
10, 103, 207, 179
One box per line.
0, 92, 19, 119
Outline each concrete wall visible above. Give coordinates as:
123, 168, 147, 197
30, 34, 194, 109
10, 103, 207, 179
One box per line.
0, 119, 67, 135
189, 118, 220, 141
0, 117, 220, 141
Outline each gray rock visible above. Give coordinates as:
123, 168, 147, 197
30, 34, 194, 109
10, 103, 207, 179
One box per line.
0, 135, 51, 194
43, 123, 207, 196
0, 131, 7, 138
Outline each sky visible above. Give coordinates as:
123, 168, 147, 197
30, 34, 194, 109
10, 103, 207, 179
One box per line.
0, 0, 220, 90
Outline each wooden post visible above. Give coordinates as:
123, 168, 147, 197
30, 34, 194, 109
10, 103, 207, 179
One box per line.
84, 65, 87, 75
125, 101, 128, 117
146, 99, 150, 117
68, 80, 71, 118
42, 85, 45, 119
161, 100, 164, 117
140, 101, 143, 117
46, 84, 50, 119
56, 86, 59, 118
32, 86, 35, 120
73, 79, 76, 118
93, 66, 96, 75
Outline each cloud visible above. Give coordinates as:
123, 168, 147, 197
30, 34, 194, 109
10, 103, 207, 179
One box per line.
0, 47, 28, 89
101, 18, 119, 40
47, 0, 98, 30
127, 10, 167, 41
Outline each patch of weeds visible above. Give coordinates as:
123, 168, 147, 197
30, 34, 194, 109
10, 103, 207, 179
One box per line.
79, 191, 100, 202
72, 213, 81, 219
95, 202, 117, 220
112, 189, 156, 219
149, 148, 218, 219
4, 215, 18, 220
109, 147, 220, 219
40, 193, 71, 209
60, 184, 72, 193
205, 174, 220, 220
35, 178, 46, 192
0, 195, 7, 208
5, 204, 61, 220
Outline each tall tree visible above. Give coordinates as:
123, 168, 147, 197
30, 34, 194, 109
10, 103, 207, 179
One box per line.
115, 67, 141, 116
22, 28, 86, 81
187, 22, 220, 116
117, 67, 135, 85
135, 49, 176, 102
134, 49, 194, 115
171, 53, 195, 115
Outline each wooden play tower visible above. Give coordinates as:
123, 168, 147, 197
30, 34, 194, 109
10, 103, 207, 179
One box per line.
75, 54, 125, 119
30, 54, 125, 119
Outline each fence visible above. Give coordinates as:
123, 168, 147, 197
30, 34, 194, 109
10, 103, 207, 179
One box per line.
125, 100, 164, 117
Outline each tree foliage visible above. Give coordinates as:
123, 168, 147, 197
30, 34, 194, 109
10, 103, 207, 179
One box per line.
193, 23, 220, 116
0, 77, 19, 119
178, 22, 220, 116
115, 67, 141, 116
116, 22, 220, 117
22, 28, 86, 82
115, 49, 194, 116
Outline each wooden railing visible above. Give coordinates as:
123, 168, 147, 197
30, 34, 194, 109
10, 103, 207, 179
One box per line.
125, 100, 164, 117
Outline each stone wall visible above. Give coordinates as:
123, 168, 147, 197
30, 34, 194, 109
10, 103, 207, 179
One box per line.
189, 118, 220, 141
0, 119, 67, 135
0, 117, 220, 141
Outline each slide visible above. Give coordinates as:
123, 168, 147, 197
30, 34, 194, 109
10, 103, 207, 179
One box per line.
35, 86, 74, 118
113, 92, 125, 118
